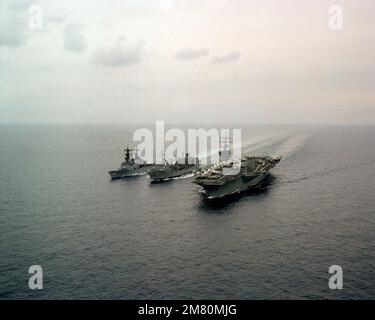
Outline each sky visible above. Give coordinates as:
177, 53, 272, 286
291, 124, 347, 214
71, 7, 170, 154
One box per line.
0, 0, 375, 124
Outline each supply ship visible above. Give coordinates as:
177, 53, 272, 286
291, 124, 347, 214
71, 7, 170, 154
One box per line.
148, 153, 199, 183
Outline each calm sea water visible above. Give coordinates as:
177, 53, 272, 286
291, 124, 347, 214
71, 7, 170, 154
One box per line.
1, 124, 375, 299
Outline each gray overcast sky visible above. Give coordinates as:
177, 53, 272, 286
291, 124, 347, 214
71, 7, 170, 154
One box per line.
1, 0, 375, 124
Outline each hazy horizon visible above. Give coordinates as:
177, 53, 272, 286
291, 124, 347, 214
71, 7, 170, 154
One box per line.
2, 121, 375, 127
1, 0, 375, 125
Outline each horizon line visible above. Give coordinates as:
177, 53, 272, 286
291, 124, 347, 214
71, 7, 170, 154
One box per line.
1, 122, 375, 126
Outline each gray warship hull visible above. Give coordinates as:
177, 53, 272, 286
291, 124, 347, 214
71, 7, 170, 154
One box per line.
196, 172, 268, 199
149, 165, 197, 183
109, 146, 155, 180
109, 164, 153, 180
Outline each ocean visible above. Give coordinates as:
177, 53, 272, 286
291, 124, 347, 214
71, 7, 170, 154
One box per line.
1, 124, 375, 299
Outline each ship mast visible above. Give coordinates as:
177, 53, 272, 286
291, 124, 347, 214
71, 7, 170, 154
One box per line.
124, 146, 133, 163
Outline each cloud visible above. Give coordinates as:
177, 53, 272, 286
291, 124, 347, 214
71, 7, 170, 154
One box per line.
63, 23, 87, 53
0, 0, 33, 47
174, 48, 210, 60
92, 37, 146, 67
211, 51, 241, 64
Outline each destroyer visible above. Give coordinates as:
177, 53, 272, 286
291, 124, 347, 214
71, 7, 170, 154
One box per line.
193, 155, 281, 199
148, 153, 199, 183
109, 147, 153, 180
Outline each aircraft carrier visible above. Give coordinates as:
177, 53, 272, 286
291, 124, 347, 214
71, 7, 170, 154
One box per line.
193, 155, 281, 199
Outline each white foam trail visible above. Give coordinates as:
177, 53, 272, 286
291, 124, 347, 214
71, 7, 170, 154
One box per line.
193, 128, 307, 163
243, 130, 296, 155
197, 130, 291, 162
242, 130, 295, 150
271, 133, 312, 159
179, 173, 194, 179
